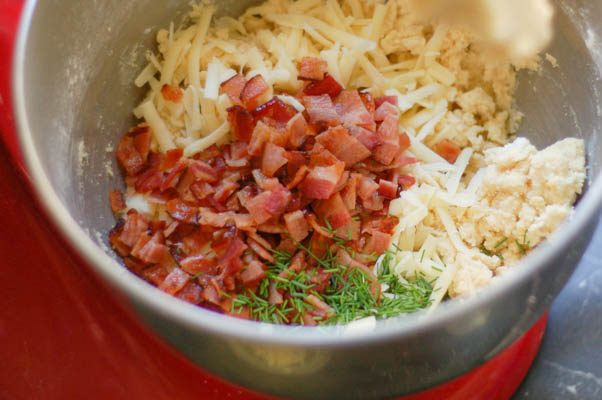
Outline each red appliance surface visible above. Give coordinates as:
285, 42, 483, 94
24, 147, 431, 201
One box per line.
0, 2, 546, 399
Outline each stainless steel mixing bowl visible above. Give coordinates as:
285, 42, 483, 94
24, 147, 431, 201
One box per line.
12, 1, 602, 398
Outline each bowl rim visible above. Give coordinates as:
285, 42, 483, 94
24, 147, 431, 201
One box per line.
12, 0, 602, 346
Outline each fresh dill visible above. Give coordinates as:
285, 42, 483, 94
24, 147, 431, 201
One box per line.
516, 231, 531, 255
234, 227, 433, 325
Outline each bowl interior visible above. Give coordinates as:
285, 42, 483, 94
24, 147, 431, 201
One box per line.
16, 0, 602, 321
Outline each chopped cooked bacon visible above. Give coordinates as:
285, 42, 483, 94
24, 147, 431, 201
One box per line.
166, 198, 199, 224
286, 113, 309, 148
334, 90, 373, 127
198, 208, 255, 229
398, 175, 417, 189
159, 268, 190, 295
374, 101, 400, 122
161, 84, 184, 102
245, 185, 291, 224
262, 142, 288, 177
303, 95, 340, 126
109, 190, 126, 213
248, 120, 274, 156
303, 73, 343, 98
374, 112, 401, 165
117, 125, 152, 176
189, 160, 218, 182
191, 181, 215, 200
375, 96, 398, 109
176, 282, 204, 304
305, 294, 334, 319
240, 261, 267, 286
220, 74, 247, 104
110, 56, 423, 325
286, 165, 309, 190
241, 75, 270, 110
119, 210, 149, 248
179, 254, 215, 275
284, 210, 310, 241
160, 149, 184, 171
316, 126, 371, 167
248, 238, 274, 263
435, 139, 462, 164
378, 179, 399, 199
213, 180, 239, 204
268, 282, 284, 305
340, 174, 358, 210
132, 232, 168, 264
347, 125, 380, 150
253, 97, 297, 124
357, 176, 379, 201
313, 193, 352, 229
364, 230, 392, 255
299, 161, 345, 200
298, 57, 328, 81
227, 105, 256, 142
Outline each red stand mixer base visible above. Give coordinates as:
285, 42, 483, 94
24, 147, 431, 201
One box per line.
0, 2, 545, 399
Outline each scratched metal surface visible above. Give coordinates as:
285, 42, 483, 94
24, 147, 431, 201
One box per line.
514, 216, 602, 399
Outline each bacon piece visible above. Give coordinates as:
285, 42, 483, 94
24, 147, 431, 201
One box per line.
347, 125, 380, 150
159, 148, 184, 171
299, 161, 345, 200
241, 75, 269, 110
213, 181, 239, 204
359, 92, 376, 116
303, 95, 340, 126
303, 73, 343, 98
218, 236, 247, 276
268, 282, 284, 305
176, 282, 204, 304
252, 97, 297, 124
245, 185, 292, 224
374, 101, 400, 122
248, 120, 275, 156
334, 90, 373, 127
363, 192, 384, 211
262, 142, 288, 177
220, 74, 247, 104
398, 175, 417, 190
179, 254, 215, 275
435, 139, 462, 164
284, 210, 310, 242
159, 268, 190, 295
374, 112, 401, 165
116, 125, 152, 176
378, 179, 399, 199
161, 84, 183, 102
248, 239, 274, 263
160, 161, 187, 192
340, 174, 358, 210
286, 113, 309, 148
119, 211, 149, 247
227, 105, 256, 142
357, 176, 379, 201
109, 190, 126, 213
365, 230, 392, 255
132, 232, 168, 264
316, 126, 371, 167
375, 96, 398, 109
298, 57, 328, 81
190, 181, 215, 200
305, 294, 334, 319
198, 208, 255, 230
240, 260, 267, 286
166, 198, 198, 224
189, 160, 218, 182
313, 193, 352, 229
336, 249, 380, 297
